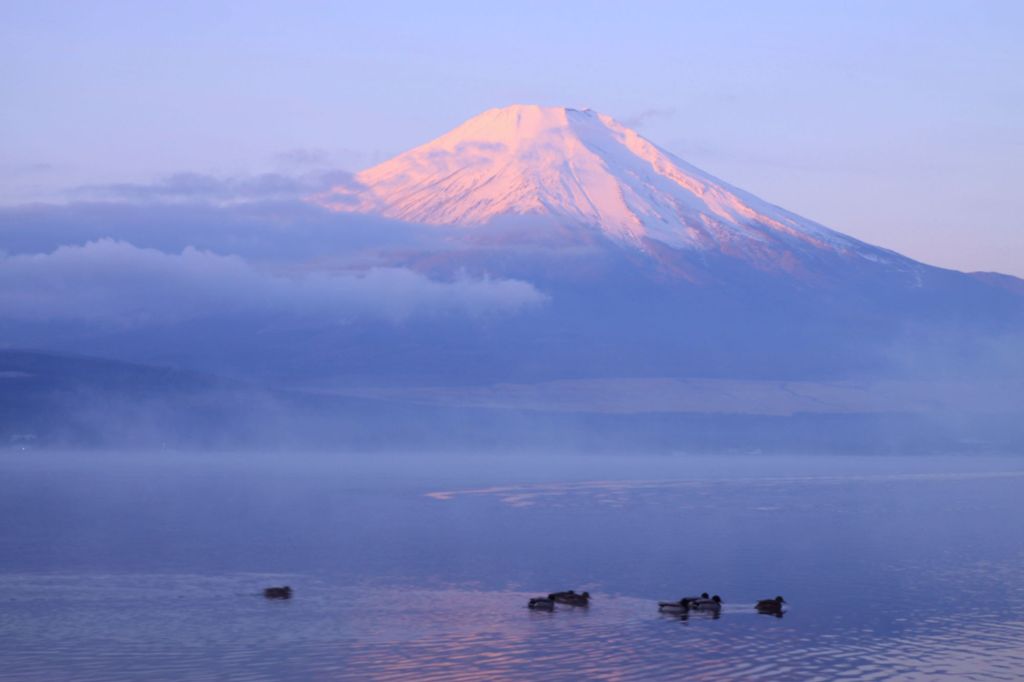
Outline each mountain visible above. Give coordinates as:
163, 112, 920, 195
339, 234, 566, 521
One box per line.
315, 104, 911, 279
2, 105, 1022, 453
298, 105, 1024, 381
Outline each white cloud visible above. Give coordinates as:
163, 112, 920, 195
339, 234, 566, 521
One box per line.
0, 239, 547, 327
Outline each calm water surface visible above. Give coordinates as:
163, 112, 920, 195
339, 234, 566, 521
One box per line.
1, 452, 1022, 680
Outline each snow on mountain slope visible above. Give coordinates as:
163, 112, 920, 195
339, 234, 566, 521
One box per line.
315, 104, 895, 264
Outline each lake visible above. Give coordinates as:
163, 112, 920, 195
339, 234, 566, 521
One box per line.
1, 451, 1022, 680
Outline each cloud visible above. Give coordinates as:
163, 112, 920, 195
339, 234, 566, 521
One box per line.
0, 239, 547, 327
71, 170, 359, 205
0, 199, 462, 263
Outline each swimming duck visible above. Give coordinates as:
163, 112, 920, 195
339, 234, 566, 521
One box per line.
658, 597, 694, 613
528, 597, 555, 611
263, 586, 292, 600
755, 596, 786, 615
690, 594, 722, 611
549, 590, 591, 607
548, 590, 577, 601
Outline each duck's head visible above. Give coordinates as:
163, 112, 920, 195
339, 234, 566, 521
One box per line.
775, 596, 786, 604
582, 591, 590, 599
712, 595, 722, 603
701, 592, 709, 599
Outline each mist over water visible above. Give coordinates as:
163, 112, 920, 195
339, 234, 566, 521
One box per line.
2, 451, 1022, 680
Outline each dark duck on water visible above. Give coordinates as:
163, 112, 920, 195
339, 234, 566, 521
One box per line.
263, 586, 293, 599
658, 597, 695, 613
527, 597, 555, 611
548, 590, 591, 606
690, 594, 723, 612
756, 596, 786, 616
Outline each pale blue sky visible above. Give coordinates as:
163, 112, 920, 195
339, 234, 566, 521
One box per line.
2, 0, 1022, 274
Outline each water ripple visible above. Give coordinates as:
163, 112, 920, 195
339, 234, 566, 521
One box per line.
1, 578, 1022, 681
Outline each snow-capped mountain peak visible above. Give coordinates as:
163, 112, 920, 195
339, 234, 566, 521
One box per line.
315, 104, 871, 258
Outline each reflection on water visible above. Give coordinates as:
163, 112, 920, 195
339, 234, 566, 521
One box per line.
0, 453, 1023, 680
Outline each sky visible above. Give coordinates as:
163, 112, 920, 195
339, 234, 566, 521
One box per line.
2, 0, 1022, 275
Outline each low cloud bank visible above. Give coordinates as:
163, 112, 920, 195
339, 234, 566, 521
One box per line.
71, 170, 358, 205
0, 200, 464, 265
0, 239, 546, 327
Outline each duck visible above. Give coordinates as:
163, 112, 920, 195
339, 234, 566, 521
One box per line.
263, 586, 292, 600
549, 590, 591, 607
528, 597, 555, 611
660, 592, 707, 611
690, 594, 722, 611
755, 596, 786, 615
657, 597, 694, 613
